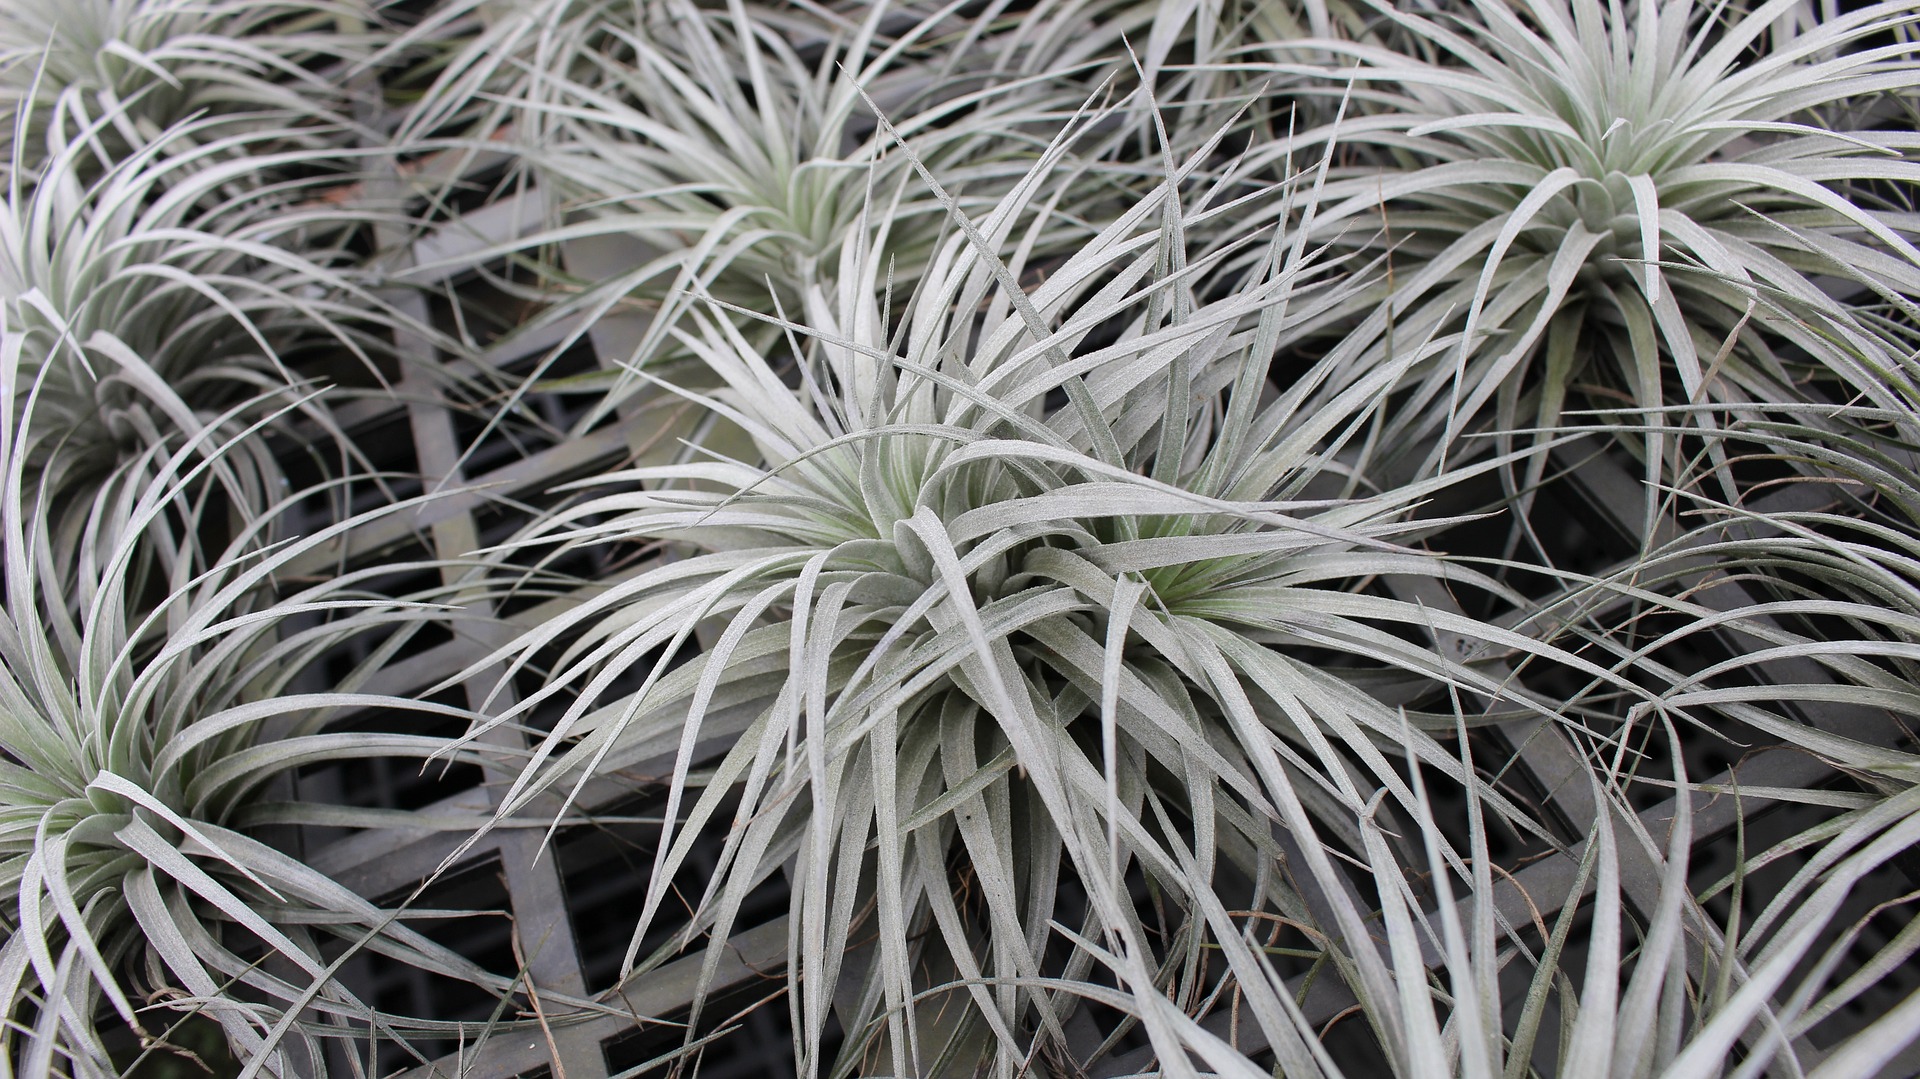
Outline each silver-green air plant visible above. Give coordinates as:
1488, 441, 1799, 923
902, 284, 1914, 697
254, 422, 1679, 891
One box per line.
397, 0, 1149, 434
1, 114, 428, 596
0, 373, 532, 1078
443, 104, 1631, 1078
1249, 0, 1920, 514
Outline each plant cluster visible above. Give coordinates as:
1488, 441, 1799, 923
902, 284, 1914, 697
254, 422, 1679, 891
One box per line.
6, 0, 1920, 1077
0, 3, 546, 1076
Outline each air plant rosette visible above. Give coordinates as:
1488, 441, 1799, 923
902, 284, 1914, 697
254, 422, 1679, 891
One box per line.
1, 113, 459, 601
395, 0, 1196, 435
1240, 0, 1920, 520
439, 112, 1652, 1077
0, 369, 544, 1077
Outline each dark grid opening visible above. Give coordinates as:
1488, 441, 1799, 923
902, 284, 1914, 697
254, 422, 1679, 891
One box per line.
554, 789, 791, 996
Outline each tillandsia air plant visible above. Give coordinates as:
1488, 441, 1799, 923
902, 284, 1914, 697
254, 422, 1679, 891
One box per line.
0, 112, 440, 597
0, 0, 389, 175
0, 369, 539, 1078
440, 102, 1650, 1077
1240, 0, 1920, 515
397, 0, 1154, 430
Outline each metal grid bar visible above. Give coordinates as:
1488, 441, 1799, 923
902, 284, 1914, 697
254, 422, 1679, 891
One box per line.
317, 163, 608, 1075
